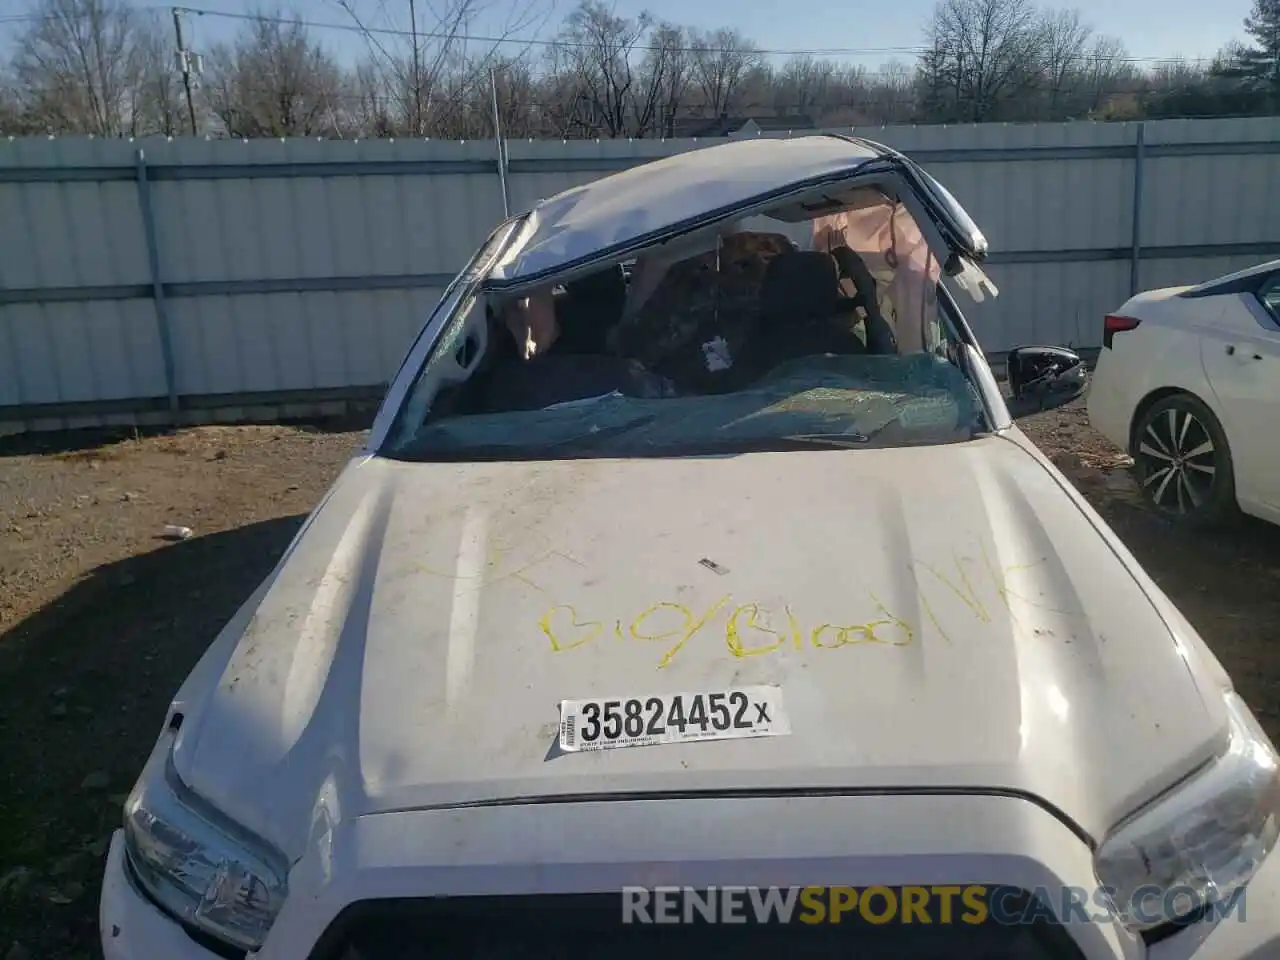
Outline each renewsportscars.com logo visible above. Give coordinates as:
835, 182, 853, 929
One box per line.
620, 885, 1248, 927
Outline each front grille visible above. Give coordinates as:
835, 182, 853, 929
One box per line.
309, 889, 1087, 960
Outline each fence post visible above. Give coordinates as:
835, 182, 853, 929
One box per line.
1129, 121, 1146, 296
135, 148, 179, 416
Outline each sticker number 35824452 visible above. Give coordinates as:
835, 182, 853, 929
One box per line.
558, 685, 790, 752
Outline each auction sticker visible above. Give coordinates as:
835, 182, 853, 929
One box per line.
558, 685, 790, 752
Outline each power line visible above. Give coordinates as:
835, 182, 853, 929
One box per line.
169, 6, 936, 57
0, 3, 1229, 66
167, 6, 1225, 65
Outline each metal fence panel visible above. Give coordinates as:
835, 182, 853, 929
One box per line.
1, 117, 1279, 433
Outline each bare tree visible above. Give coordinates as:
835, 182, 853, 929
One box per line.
632, 23, 688, 136
1134, 53, 1269, 118
1037, 7, 1092, 115
129, 11, 188, 136
1076, 35, 1132, 114
865, 60, 916, 123
9, 0, 141, 135
335, 0, 551, 137
488, 55, 540, 138
730, 63, 772, 115
349, 60, 396, 136
688, 27, 761, 117
774, 55, 838, 117
0, 76, 41, 135
5, 0, 1270, 139
336, 0, 471, 136
915, 34, 954, 120
415, 49, 543, 139
538, 59, 585, 138
202, 10, 347, 138
549, 0, 653, 137
923, 0, 1044, 121
1146, 57, 1205, 93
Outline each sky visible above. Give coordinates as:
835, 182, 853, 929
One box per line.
0, 0, 1258, 72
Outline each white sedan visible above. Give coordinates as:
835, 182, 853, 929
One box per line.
101, 136, 1280, 959
1088, 260, 1280, 525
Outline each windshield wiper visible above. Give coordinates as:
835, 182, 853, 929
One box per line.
780, 417, 904, 447
392, 413, 659, 462
777, 416, 961, 449
781, 432, 872, 448
525, 413, 661, 454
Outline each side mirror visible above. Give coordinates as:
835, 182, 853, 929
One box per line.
1004, 345, 1087, 418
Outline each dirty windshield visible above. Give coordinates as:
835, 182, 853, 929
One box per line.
386, 201, 987, 461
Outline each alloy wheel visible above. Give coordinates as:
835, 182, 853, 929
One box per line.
1136, 405, 1218, 514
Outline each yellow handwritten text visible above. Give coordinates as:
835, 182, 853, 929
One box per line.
911, 548, 1075, 643
810, 594, 914, 648
629, 596, 732, 668
543, 596, 914, 669
538, 605, 602, 652
540, 549, 1074, 668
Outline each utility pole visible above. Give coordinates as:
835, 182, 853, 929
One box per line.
172, 8, 200, 136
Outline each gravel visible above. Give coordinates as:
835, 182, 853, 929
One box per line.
0, 423, 366, 635
0, 420, 366, 959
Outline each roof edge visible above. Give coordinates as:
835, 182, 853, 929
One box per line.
483, 157, 897, 295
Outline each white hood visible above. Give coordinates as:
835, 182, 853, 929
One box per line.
172, 435, 1224, 861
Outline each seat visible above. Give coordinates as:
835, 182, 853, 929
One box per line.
605, 231, 797, 392
555, 265, 627, 355
757, 251, 867, 362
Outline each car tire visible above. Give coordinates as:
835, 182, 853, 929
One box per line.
1131, 393, 1236, 523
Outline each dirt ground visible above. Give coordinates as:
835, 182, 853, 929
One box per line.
2, 400, 1279, 958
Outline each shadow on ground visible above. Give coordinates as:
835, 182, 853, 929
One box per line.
0, 514, 307, 959
0, 412, 374, 459
0, 425, 181, 459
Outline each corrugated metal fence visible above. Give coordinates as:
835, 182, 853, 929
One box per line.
2, 117, 1279, 433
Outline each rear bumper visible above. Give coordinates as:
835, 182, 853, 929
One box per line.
100, 794, 1280, 960
1086, 351, 1134, 452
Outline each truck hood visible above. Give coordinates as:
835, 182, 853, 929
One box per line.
172, 434, 1224, 861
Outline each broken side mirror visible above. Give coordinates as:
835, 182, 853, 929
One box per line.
1005, 345, 1087, 419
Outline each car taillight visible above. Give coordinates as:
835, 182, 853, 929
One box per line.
1103, 314, 1141, 349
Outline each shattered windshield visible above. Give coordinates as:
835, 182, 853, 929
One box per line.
384, 192, 988, 462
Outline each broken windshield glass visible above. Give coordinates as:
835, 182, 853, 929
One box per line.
384, 192, 988, 463
388, 354, 983, 462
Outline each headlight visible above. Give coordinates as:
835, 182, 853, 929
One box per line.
123, 747, 289, 951
1095, 692, 1280, 930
